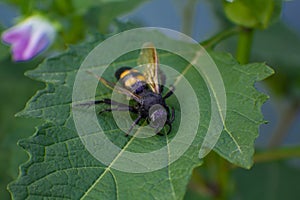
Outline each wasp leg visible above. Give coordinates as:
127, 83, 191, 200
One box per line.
125, 116, 142, 137
89, 98, 135, 114
99, 106, 137, 114
157, 121, 173, 136
165, 107, 175, 135
163, 85, 175, 99
166, 121, 173, 135
95, 98, 130, 107
77, 98, 130, 107
170, 106, 175, 123
157, 107, 175, 136
160, 85, 164, 93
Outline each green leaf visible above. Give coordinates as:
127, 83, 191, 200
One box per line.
223, 0, 283, 29
8, 33, 272, 199
210, 52, 273, 168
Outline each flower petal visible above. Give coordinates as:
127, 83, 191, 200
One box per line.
11, 36, 31, 61
1, 24, 31, 44
1, 16, 56, 61
22, 31, 49, 60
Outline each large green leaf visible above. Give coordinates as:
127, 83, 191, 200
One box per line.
8, 33, 273, 199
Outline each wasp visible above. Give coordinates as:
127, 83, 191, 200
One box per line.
88, 43, 175, 136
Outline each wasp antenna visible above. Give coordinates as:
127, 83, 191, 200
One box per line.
73, 101, 95, 107
86, 70, 101, 80
85, 70, 116, 91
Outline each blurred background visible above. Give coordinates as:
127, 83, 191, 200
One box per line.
0, 0, 299, 199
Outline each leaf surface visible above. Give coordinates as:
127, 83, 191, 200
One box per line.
9, 34, 273, 199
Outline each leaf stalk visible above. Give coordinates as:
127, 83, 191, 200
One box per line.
236, 27, 254, 64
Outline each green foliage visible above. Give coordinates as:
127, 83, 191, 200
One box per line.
0, 43, 9, 61
209, 52, 273, 168
223, 0, 282, 29
251, 22, 300, 98
88, 0, 147, 33
72, 0, 144, 15
3, 0, 299, 199
0, 58, 43, 200
0, 26, 9, 61
8, 32, 272, 199
184, 160, 300, 200
233, 162, 300, 200
4, 0, 146, 44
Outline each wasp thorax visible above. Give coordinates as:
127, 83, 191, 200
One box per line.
149, 104, 167, 133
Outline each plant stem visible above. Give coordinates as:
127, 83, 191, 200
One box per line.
236, 27, 254, 64
254, 146, 300, 163
201, 26, 240, 49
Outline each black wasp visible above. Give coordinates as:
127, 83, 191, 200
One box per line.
88, 43, 175, 136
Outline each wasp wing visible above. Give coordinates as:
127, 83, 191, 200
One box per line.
86, 70, 141, 102
137, 42, 164, 94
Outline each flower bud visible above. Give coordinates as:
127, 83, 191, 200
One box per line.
1, 16, 56, 61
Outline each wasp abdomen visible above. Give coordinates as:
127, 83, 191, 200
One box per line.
115, 67, 147, 94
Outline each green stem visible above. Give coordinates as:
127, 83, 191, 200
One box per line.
23, 0, 34, 15
254, 146, 300, 163
236, 27, 254, 64
201, 26, 240, 49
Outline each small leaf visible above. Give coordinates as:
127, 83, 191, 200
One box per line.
223, 0, 283, 29
9, 33, 273, 199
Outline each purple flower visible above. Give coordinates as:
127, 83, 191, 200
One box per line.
1, 16, 56, 61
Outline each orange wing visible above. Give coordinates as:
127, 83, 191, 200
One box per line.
137, 42, 162, 94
